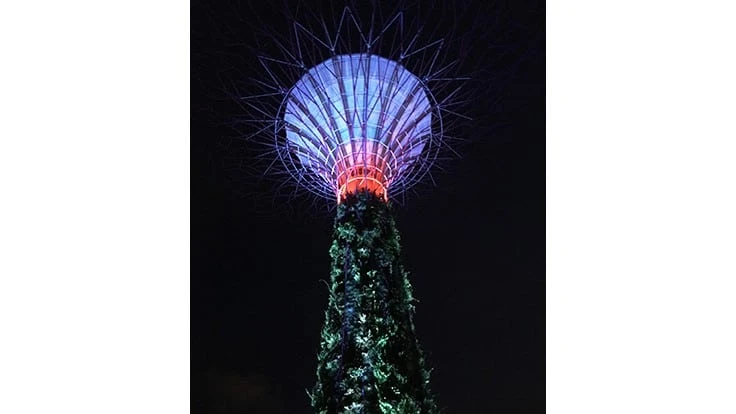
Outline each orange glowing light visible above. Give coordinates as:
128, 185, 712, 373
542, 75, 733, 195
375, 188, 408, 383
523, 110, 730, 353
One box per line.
336, 165, 388, 203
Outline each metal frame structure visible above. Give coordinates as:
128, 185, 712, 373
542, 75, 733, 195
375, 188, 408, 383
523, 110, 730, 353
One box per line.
283, 53, 434, 202
240, 6, 469, 204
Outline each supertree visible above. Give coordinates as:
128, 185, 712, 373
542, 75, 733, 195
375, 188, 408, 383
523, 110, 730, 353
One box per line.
239, 3, 475, 413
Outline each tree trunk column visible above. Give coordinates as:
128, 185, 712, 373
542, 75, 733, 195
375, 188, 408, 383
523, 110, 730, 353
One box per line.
311, 190, 437, 414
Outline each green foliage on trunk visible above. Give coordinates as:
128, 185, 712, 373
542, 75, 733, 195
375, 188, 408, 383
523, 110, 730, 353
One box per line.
310, 191, 438, 414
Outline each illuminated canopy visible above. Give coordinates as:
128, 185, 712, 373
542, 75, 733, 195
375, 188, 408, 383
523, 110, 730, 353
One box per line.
284, 54, 432, 202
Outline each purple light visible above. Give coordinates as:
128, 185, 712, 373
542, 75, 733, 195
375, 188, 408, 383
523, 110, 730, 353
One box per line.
283, 54, 432, 202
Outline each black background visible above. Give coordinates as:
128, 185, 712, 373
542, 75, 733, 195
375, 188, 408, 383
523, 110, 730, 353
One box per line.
192, 1, 544, 412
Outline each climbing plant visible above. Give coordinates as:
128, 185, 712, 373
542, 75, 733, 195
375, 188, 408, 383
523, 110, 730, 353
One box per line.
310, 190, 437, 414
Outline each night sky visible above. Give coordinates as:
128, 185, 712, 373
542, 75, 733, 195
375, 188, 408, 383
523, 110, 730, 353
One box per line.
192, 1, 545, 412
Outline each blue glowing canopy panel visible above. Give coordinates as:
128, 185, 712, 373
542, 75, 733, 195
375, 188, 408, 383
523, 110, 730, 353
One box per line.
283, 54, 432, 201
